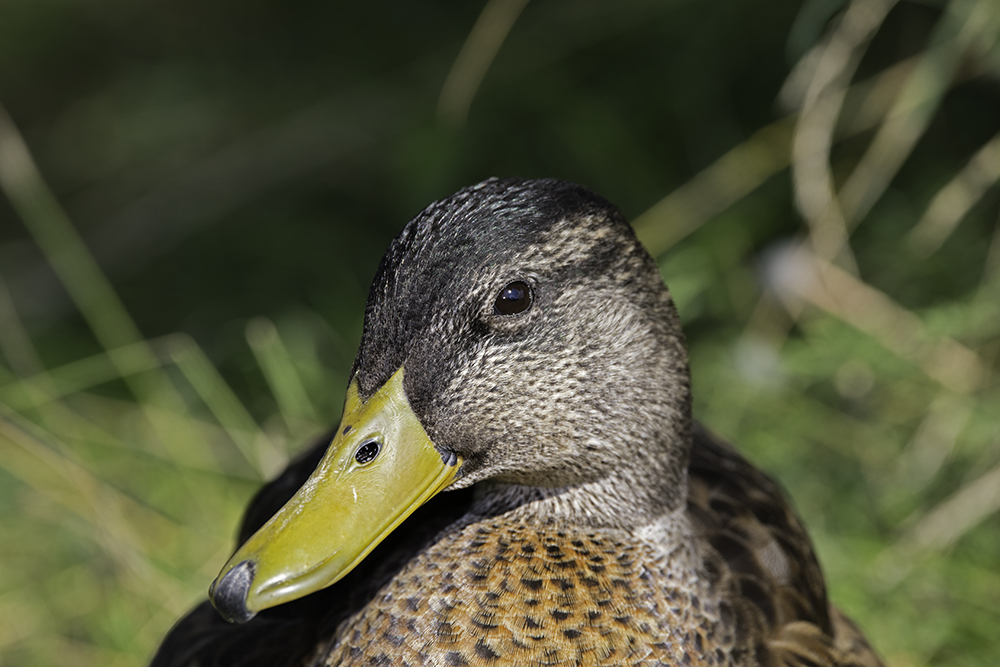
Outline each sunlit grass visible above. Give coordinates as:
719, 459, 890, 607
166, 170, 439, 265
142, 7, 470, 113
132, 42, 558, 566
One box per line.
0, 0, 999, 665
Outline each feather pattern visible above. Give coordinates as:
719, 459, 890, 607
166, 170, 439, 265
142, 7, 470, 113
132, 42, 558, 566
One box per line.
151, 178, 882, 667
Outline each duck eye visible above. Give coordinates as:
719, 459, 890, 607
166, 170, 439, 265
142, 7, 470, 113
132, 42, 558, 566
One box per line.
355, 439, 381, 465
494, 280, 531, 316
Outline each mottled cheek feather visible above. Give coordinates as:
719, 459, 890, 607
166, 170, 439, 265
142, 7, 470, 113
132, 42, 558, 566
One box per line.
355, 179, 692, 523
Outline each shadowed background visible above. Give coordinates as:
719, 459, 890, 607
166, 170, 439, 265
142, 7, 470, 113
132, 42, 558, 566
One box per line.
1, 0, 998, 665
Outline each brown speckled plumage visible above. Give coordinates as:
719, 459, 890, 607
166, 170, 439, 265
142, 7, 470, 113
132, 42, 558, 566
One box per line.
152, 178, 883, 667
320, 519, 729, 666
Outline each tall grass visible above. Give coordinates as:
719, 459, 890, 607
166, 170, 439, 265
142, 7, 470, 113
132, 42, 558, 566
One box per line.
1, 0, 999, 665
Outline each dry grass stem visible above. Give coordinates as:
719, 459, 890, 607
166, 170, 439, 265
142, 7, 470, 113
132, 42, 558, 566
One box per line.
904, 454, 1000, 552
790, 0, 897, 270
437, 0, 532, 124
907, 129, 1000, 255
838, 0, 1000, 225
772, 246, 990, 394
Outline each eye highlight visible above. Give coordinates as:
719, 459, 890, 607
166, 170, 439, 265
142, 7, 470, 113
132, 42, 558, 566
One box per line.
494, 280, 532, 316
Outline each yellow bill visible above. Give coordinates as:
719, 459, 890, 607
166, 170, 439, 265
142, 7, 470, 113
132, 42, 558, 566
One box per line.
209, 367, 461, 623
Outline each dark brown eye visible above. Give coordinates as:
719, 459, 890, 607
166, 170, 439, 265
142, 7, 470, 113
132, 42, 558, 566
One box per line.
355, 439, 381, 465
494, 280, 531, 316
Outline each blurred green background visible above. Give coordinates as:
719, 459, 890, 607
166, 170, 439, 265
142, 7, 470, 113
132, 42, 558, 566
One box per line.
1, 0, 999, 665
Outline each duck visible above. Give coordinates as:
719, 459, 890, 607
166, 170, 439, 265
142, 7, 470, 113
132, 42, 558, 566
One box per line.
151, 177, 883, 667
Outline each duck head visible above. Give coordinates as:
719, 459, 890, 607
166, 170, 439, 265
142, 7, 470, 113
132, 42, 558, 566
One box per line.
210, 177, 692, 623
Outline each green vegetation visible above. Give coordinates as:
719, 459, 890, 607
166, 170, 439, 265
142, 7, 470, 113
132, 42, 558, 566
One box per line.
1, 0, 998, 665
